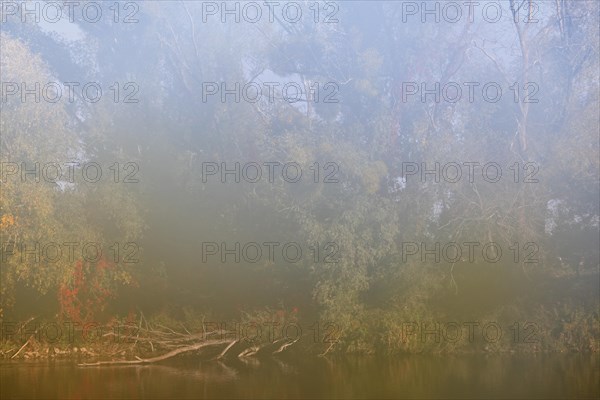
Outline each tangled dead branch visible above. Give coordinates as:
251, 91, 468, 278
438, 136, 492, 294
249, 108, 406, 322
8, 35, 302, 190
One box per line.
78, 339, 233, 366
77, 322, 300, 367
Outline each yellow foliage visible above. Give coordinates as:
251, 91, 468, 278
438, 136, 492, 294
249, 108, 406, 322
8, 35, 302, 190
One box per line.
0, 214, 16, 229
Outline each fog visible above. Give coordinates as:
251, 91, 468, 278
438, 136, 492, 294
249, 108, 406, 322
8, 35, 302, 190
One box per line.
1, 1, 599, 398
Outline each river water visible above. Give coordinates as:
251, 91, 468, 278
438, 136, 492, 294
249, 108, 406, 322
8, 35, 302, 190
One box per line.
1, 354, 598, 399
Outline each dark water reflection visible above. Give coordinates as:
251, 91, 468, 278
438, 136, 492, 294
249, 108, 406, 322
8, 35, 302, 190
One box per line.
1, 355, 599, 399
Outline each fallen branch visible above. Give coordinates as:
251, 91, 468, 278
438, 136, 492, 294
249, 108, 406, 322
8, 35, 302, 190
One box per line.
78, 339, 231, 367
273, 338, 299, 354
238, 345, 259, 358
11, 317, 39, 359
216, 339, 238, 360
318, 341, 336, 357
11, 336, 34, 359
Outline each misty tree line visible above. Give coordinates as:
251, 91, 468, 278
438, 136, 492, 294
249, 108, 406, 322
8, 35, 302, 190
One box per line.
1, 1, 598, 353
